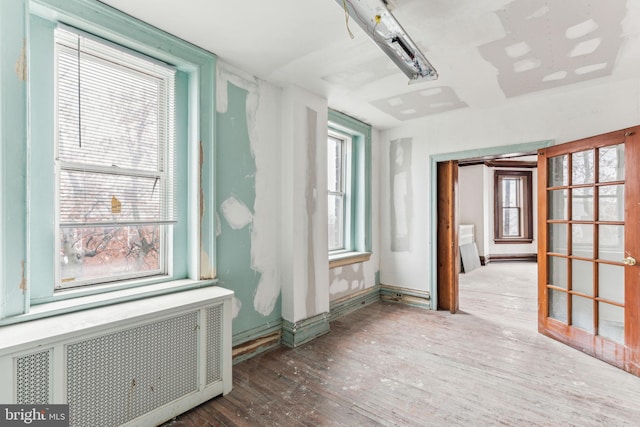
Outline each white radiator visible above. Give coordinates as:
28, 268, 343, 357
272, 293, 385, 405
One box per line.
0, 286, 233, 427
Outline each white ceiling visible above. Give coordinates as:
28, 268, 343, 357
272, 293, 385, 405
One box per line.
100, 0, 640, 129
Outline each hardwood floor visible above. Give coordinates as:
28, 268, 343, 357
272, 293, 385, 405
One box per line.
164, 263, 640, 426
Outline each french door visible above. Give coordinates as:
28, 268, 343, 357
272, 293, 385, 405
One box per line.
538, 126, 640, 375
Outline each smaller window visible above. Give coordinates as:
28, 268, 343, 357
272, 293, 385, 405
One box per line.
327, 110, 371, 265
494, 170, 533, 243
327, 130, 352, 252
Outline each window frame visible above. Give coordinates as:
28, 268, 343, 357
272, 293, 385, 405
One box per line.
327, 110, 372, 267
0, 0, 217, 324
494, 169, 533, 244
327, 129, 353, 253
54, 26, 177, 290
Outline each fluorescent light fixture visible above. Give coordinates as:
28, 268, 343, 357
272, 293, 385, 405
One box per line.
336, 0, 438, 84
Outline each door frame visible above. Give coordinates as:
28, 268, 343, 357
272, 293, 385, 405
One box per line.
430, 139, 554, 310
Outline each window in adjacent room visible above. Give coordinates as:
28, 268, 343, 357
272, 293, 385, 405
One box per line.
327, 110, 372, 266
494, 170, 533, 243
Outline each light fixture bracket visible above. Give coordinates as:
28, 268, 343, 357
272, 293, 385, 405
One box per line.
336, 0, 438, 83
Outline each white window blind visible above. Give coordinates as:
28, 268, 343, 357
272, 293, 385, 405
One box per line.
56, 26, 176, 227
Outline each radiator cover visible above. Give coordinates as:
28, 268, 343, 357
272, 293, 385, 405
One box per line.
0, 286, 233, 427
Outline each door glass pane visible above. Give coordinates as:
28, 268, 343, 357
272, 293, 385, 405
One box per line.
548, 155, 568, 186
598, 185, 624, 222
548, 190, 567, 219
548, 223, 567, 254
571, 259, 593, 295
549, 289, 567, 323
572, 150, 594, 185
548, 256, 567, 289
598, 225, 624, 261
572, 295, 594, 333
571, 187, 593, 220
598, 263, 624, 304
599, 144, 624, 183
572, 224, 593, 258
598, 302, 624, 344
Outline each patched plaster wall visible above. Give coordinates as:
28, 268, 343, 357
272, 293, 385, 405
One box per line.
379, 77, 640, 295
215, 63, 283, 336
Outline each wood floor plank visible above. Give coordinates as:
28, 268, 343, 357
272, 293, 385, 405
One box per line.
164, 263, 640, 426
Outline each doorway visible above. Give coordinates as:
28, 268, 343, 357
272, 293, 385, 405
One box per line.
431, 139, 553, 312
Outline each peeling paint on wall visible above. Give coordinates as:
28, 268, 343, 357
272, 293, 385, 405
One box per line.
15, 39, 27, 81
390, 138, 413, 252
329, 263, 365, 299
220, 196, 253, 230
19, 260, 27, 292
200, 247, 216, 280
232, 296, 242, 319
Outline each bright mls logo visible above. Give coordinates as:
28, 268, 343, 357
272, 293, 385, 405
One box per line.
0, 405, 68, 426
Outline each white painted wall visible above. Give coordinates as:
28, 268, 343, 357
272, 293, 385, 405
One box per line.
281, 85, 330, 322
458, 164, 485, 256
379, 77, 640, 294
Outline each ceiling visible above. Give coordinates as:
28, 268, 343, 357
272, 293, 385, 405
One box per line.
100, 0, 640, 129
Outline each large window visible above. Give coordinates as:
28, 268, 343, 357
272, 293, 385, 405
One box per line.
55, 27, 175, 289
0, 0, 218, 321
494, 170, 533, 243
327, 110, 372, 265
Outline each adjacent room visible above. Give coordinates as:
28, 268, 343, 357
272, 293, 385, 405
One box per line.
1, 0, 640, 425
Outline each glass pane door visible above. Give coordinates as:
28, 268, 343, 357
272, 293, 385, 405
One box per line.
538, 127, 640, 376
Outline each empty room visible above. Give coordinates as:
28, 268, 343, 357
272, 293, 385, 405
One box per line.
1, 0, 640, 425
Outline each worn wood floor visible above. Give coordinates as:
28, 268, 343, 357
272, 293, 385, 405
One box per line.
164, 263, 640, 426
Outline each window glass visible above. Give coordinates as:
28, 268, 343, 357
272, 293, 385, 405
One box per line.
494, 170, 532, 242
55, 28, 175, 289
328, 133, 347, 251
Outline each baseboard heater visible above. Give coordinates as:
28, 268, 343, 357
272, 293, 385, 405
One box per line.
0, 286, 233, 427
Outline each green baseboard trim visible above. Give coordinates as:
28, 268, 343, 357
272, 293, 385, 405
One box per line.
380, 284, 431, 309
330, 285, 380, 322
282, 312, 330, 348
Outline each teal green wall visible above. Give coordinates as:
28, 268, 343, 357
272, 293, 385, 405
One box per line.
216, 82, 281, 336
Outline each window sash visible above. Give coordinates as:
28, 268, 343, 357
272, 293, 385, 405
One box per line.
328, 130, 351, 252
54, 26, 176, 289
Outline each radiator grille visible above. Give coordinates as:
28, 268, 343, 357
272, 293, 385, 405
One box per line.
206, 304, 222, 384
66, 312, 199, 427
16, 350, 51, 404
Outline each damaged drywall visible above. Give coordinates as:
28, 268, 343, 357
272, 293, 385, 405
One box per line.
390, 138, 413, 252
216, 63, 281, 335
478, 0, 626, 97
329, 264, 365, 299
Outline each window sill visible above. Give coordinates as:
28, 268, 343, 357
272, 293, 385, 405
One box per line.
329, 251, 372, 268
494, 238, 534, 244
0, 278, 218, 326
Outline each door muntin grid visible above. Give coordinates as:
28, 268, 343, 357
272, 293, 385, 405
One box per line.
546, 143, 626, 343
